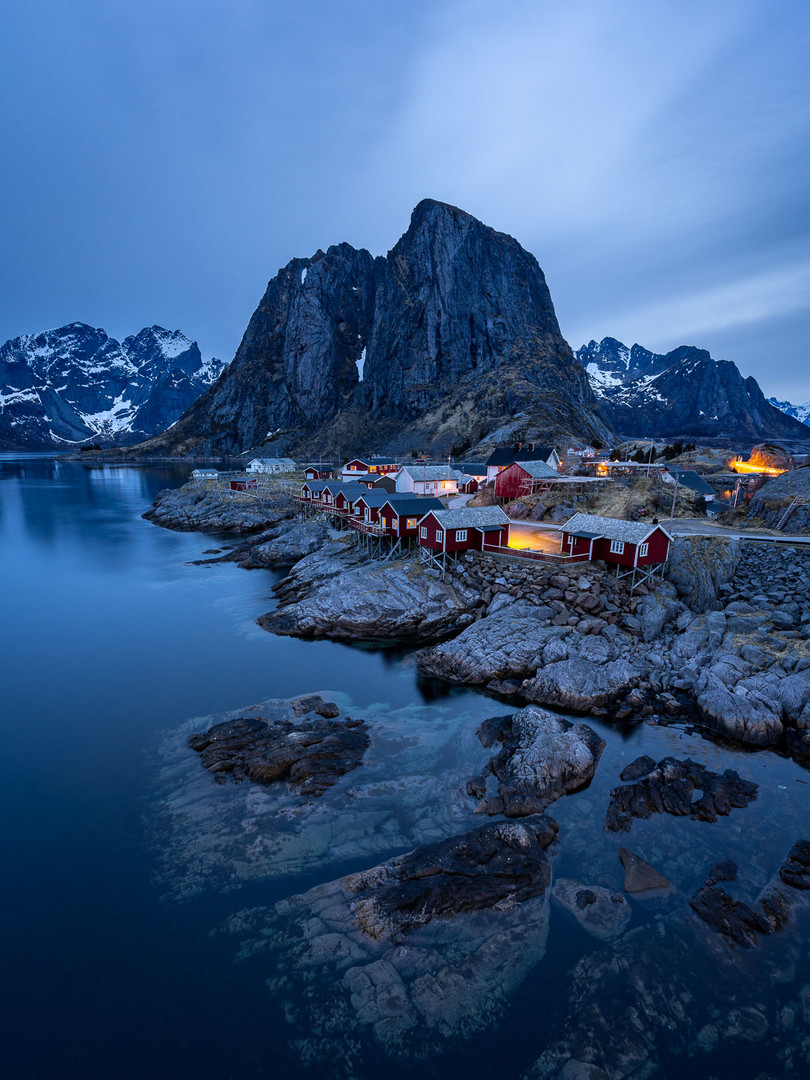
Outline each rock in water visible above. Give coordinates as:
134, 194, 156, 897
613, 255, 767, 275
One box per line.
552, 878, 632, 940
226, 817, 559, 1057
130, 200, 612, 458
618, 847, 674, 896
187, 706, 369, 796
604, 757, 758, 833
467, 705, 605, 817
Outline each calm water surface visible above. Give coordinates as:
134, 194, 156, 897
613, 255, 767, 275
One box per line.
1, 456, 808, 1079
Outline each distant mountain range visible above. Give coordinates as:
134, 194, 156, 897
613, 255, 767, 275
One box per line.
576, 337, 809, 442
0, 323, 226, 449
768, 396, 810, 428
126, 199, 613, 459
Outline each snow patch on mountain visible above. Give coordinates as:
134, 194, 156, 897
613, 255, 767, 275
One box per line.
768, 396, 810, 427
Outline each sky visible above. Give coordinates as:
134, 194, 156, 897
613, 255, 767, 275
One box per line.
2, 0, 809, 399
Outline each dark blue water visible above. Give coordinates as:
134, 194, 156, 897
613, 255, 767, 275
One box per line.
2, 456, 809, 1080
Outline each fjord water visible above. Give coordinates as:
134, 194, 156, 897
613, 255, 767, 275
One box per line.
1, 456, 809, 1080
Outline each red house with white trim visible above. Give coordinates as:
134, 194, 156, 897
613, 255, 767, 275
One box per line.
418, 507, 511, 554
560, 513, 672, 570
377, 496, 444, 537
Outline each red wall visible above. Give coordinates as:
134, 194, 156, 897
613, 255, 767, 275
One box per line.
418, 515, 509, 551
494, 462, 532, 500
561, 527, 671, 566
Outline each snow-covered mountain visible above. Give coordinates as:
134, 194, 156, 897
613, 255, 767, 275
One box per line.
768, 396, 810, 428
0, 323, 226, 449
576, 337, 809, 442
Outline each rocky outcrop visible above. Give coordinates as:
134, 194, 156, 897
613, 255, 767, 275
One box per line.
261, 543, 482, 643
237, 520, 331, 567
578, 336, 809, 441
749, 466, 810, 533
665, 536, 740, 611
187, 702, 369, 796
224, 816, 559, 1057
0, 321, 224, 448
604, 757, 758, 832
466, 706, 605, 817
130, 200, 612, 459
145, 483, 291, 533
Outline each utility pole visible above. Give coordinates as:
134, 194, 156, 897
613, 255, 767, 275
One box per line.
670, 475, 679, 521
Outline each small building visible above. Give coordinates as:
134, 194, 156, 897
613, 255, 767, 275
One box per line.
494, 459, 560, 500
298, 480, 329, 502
191, 469, 219, 481
230, 477, 259, 491
485, 446, 561, 483
395, 464, 462, 496
341, 456, 402, 480
246, 457, 297, 474
304, 463, 336, 480
457, 474, 480, 494
352, 490, 409, 525
332, 483, 366, 514
377, 496, 445, 538
418, 507, 511, 563
453, 462, 488, 482
560, 512, 672, 583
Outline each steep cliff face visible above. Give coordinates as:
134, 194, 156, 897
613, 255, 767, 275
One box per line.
137, 200, 612, 458
578, 337, 809, 442
0, 322, 225, 448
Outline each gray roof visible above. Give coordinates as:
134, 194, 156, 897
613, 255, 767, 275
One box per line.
323, 481, 364, 497
453, 462, 488, 477
382, 496, 444, 516
399, 465, 461, 482
302, 480, 329, 492
355, 491, 410, 507
511, 459, 560, 479
671, 470, 715, 496
249, 457, 296, 465
425, 507, 511, 529
563, 512, 671, 545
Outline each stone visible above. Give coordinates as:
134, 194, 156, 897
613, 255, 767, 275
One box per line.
471, 706, 605, 817
619, 755, 656, 781
605, 757, 758, 833
188, 712, 370, 796
618, 847, 674, 895
552, 878, 632, 940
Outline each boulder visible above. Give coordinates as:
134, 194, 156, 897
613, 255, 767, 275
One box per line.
666, 536, 740, 612
523, 657, 639, 713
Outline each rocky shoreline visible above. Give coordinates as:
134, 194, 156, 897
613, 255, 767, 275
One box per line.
147, 482, 810, 760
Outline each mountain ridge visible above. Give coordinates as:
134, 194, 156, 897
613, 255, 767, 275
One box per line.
577, 337, 808, 442
0, 322, 226, 449
128, 199, 613, 459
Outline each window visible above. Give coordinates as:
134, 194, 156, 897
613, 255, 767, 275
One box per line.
420, 527, 427, 539
456, 529, 467, 542
406, 517, 417, 529
639, 542, 649, 557
436, 530, 444, 543
610, 539, 625, 554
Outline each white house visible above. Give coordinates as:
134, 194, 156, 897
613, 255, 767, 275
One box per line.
246, 457, 297, 474
395, 464, 462, 496
190, 469, 219, 481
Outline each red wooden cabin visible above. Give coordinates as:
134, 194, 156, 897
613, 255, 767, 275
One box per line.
560, 513, 672, 568
494, 459, 560, 500
304, 465, 334, 481
418, 508, 511, 552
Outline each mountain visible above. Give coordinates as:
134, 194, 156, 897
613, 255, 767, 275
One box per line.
0, 323, 226, 448
132, 199, 613, 459
768, 396, 810, 428
577, 337, 809, 442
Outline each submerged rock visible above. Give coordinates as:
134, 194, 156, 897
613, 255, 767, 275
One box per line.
604, 757, 758, 833
552, 878, 632, 941
618, 846, 674, 895
467, 705, 605, 817
227, 817, 559, 1057
187, 701, 369, 796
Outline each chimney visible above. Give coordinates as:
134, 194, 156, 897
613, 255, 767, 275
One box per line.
652, 517, 659, 524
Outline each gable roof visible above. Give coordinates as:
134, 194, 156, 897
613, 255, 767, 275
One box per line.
486, 446, 557, 467
354, 491, 410, 508
510, 459, 560, 479
453, 462, 488, 477
563, 512, 673, 545
381, 496, 445, 517
670, 469, 715, 496
323, 480, 364, 497
301, 480, 329, 493
249, 457, 296, 466
424, 507, 511, 529
398, 464, 461, 482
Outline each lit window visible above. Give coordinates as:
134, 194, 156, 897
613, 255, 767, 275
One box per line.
610, 540, 625, 554
456, 529, 467, 542
639, 542, 649, 557
407, 517, 417, 528
420, 527, 427, 539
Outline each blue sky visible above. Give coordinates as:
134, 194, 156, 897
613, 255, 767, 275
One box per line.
2, 0, 809, 399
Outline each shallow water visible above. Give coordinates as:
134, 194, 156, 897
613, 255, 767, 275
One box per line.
2, 455, 809, 1079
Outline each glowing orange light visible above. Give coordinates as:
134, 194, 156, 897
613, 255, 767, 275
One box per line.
728, 454, 786, 476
